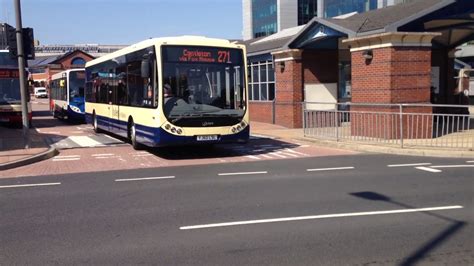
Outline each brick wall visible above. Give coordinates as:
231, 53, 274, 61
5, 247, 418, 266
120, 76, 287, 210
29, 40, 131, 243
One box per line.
249, 101, 273, 124
351, 46, 433, 139
274, 58, 303, 128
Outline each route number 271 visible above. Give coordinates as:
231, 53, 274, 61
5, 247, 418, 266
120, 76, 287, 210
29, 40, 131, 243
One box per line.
218, 51, 231, 63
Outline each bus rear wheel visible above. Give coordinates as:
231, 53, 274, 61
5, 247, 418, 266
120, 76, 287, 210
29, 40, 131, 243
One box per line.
129, 121, 141, 150
93, 112, 102, 133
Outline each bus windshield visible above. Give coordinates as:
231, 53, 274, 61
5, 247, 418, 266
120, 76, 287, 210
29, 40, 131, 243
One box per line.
0, 69, 21, 104
69, 71, 85, 101
162, 46, 245, 121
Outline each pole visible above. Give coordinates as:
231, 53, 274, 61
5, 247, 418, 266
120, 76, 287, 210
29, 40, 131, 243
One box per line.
14, 0, 29, 148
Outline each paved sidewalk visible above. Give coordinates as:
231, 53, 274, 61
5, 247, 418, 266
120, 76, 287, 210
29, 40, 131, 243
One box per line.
0, 126, 57, 170
250, 121, 474, 158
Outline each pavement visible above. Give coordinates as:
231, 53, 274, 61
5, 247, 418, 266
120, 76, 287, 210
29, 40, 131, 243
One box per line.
1, 119, 473, 172
0, 125, 57, 170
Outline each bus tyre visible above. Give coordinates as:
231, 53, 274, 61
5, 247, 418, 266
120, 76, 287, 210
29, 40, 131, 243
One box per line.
93, 112, 102, 133
129, 122, 140, 150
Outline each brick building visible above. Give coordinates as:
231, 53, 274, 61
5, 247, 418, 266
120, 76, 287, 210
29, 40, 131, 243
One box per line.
243, 0, 474, 129
28, 49, 94, 89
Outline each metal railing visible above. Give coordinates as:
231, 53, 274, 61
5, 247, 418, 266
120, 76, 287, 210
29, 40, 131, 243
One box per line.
303, 102, 474, 150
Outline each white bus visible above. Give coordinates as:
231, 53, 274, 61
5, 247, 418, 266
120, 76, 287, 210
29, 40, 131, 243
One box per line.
50, 69, 86, 121
85, 36, 249, 149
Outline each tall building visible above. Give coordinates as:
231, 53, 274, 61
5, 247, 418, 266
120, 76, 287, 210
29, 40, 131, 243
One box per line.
242, 0, 404, 40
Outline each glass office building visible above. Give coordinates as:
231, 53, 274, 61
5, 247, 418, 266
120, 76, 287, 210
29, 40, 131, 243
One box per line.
324, 0, 377, 18
298, 0, 318, 25
252, 0, 278, 38
244, 0, 391, 40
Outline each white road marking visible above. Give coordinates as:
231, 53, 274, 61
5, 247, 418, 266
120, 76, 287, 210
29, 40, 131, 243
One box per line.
307, 166, 354, 172
42, 131, 60, 134
0, 182, 61, 189
388, 163, 431, 167
245, 155, 261, 160
55, 155, 80, 158
285, 149, 309, 156
415, 166, 442, 173
218, 171, 268, 176
52, 158, 80, 162
467, 161, 474, 163
277, 151, 298, 158
431, 165, 474, 168
259, 154, 273, 159
269, 152, 286, 158
180, 205, 463, 230
132, 154, 153, 157
92, 153, 115, 157
115, 176, 175, 182
69, 136, 102, 147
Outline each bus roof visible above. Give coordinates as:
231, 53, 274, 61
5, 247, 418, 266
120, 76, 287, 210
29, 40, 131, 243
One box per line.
51, 68, 85, 80
86, 36, 246, 68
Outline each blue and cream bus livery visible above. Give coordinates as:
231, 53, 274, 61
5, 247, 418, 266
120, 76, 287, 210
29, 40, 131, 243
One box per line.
50, 69, 86, 122
85, 36, 249, 149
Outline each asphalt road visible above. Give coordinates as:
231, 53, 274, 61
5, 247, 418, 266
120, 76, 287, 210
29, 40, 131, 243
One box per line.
0, 154, 473, 265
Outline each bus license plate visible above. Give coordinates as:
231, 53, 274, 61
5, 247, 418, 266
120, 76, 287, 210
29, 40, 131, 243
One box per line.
197, 135, 218, 141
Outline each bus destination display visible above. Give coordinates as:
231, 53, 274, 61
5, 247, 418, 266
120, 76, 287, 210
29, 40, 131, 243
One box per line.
0, 69, 19, 79
163, 46, 242, 64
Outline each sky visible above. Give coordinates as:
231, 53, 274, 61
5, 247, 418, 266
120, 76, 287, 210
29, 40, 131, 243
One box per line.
1, 0, 243, 45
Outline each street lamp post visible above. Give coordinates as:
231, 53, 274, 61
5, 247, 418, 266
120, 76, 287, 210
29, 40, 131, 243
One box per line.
13, 0, 30, 148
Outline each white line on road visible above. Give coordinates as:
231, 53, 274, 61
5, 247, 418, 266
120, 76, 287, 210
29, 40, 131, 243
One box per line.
285, 149, 309, 156
431, 165, 474, 168
92, 153, 115, 157
307, 166, 354, 172
69, 136, 102, 147
180, 205, 463, 230
467, 161, 474, 163
218, 171, 268, 176
115, 176, 175, 182
55, 155, 80, 158
0, 182, 61, 189
132, 154, 153, 157
388, 163, 431, 167
245, 155, 262, 160
269, 152, 286, 158
415, 166, 442, 173
277, 151, 299, 158
52, 158, 81, 162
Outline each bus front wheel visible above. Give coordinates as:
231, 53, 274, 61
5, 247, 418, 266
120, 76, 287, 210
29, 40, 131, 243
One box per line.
129, 120, 141, 150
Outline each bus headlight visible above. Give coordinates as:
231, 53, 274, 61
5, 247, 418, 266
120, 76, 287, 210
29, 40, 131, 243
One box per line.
70, 106, 82, 113
164, 123, 183, 135
231, 122, 247, 134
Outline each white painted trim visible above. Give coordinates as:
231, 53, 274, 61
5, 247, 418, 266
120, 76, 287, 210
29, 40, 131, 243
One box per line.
350, 42, 432, 52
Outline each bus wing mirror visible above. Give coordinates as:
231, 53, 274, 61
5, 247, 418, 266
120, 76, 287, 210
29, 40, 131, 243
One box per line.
141, 59, 150, 78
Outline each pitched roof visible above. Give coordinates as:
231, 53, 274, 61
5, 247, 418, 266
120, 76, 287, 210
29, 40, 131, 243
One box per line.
326, 0, 455, 36
28, 49, 95, 68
